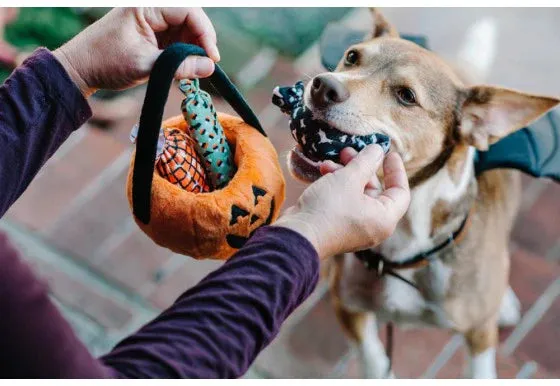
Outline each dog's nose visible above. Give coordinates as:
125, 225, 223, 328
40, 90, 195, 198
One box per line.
310, 75, 350, 107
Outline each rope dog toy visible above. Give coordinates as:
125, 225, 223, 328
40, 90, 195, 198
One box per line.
127, 43, 285, 260
272, 81, 391, 163
179, 79, 236, 189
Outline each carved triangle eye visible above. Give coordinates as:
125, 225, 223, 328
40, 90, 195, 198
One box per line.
252, 185, 267, 205
230, 205, 250, 225
250, 214, 260, 224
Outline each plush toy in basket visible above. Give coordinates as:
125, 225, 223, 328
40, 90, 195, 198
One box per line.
126, 43, 285, 260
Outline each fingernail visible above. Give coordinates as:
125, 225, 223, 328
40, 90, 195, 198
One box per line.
210, 46, 221, 62
195, 57, 214, 77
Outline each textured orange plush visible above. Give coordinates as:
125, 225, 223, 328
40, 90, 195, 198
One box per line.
126, 113, 286, 260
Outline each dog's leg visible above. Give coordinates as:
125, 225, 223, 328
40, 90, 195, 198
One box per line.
498, 286, 521, 327
333, 305, 392, 378
463, 319, 499, 379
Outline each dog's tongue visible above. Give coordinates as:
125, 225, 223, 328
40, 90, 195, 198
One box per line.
272, 81, 391, 163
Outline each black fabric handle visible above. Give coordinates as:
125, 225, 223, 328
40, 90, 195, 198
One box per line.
132, 43, 265, 224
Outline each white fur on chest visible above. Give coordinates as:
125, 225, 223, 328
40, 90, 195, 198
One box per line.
344, 148, 475, 326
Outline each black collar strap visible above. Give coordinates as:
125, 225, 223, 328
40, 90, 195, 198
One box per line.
132, 43, 265, 225
355, 209, 471, 378
355, 209, 472, 276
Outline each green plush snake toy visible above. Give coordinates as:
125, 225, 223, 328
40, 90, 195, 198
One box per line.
179, 79, 236, 189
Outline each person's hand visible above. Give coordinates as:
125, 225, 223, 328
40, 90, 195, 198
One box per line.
53, 7, 219, 98
275, 145, 410, 259
0, 8, 19, 68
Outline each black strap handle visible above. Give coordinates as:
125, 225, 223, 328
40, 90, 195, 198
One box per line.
132, 43, 265, 224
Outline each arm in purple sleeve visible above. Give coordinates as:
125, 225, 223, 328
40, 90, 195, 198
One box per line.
0, 48, 91, 218
0, 232, 110, 378
0, 226, 319, 378
101, 226, 319, 378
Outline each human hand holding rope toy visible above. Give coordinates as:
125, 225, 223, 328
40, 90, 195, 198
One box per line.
276, 145, 410, 260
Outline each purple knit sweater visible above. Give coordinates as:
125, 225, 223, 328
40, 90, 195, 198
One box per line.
0, 49, 319, 378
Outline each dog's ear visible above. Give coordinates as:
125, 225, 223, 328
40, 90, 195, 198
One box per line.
459, 86, 560, 150
366, 8, 399, 39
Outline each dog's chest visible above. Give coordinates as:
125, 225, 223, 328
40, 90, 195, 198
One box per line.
341, 244, 454, 329
340, 176, 461, 328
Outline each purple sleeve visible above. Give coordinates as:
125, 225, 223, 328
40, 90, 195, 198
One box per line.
0, 48, 91, 218
0, 226, 319, 378
101, 226, 319, 378
0, 232, 110, 378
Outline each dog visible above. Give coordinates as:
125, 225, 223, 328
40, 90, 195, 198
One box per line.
286, 9, 560, 378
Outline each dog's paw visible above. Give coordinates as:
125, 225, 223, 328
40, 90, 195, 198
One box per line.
498, 286, 521, 327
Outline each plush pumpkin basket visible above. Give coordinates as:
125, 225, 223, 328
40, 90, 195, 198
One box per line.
127, 43, 285, 260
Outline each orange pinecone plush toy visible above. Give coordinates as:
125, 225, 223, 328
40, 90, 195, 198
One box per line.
155, 129, 210, 193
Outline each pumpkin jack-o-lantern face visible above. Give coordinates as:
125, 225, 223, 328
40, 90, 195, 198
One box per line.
226, 185, 276, 249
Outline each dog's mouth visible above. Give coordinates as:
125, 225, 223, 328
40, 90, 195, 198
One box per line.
272, 81, 390, 182
288, 144, 322, 183
288, 114, 391, 183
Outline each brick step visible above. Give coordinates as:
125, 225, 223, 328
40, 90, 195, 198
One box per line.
0, 220, 158, 335
513, 178, 560, 259
253, 241, 560, 378
6, 126, 126, 232
500, 246, 560, 377
44, 154, 132, 262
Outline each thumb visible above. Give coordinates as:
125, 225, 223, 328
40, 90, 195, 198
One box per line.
174, 55, 215, 79
339, 145, 384, 186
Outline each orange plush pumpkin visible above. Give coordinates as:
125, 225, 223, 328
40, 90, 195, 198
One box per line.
126, 113, 285, 260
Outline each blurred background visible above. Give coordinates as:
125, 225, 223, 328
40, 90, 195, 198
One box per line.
1, 7, 559, 379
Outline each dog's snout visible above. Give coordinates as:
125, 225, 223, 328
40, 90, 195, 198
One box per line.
310, 75, 349, 107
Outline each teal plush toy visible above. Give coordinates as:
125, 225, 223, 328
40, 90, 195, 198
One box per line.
179, 79, 236, 189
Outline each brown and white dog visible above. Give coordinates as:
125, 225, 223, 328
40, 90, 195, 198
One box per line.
287, 9, 560, 379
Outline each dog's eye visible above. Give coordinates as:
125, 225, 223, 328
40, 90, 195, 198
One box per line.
395, 87, 417, 106
345, 50, 359, 66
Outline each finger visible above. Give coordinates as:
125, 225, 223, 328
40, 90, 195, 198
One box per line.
339, 147, 359, 166
319, 160, 343, 175
183, 8, 220, 62
174, 55, 215, 79
365, 187, 381, 198
367, 172, 382, 191
339, 144, 384, 187
376, 152, 410, 219
339, 147, 379, 189
157, 8, 220, 62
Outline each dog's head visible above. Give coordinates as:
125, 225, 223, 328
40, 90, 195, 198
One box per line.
288, 9, 560, 186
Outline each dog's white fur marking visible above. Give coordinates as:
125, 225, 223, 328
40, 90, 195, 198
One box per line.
357, 314, 393, 378
498, 286, 522, 327
376, 148, 475, 324
457, 17, 498, 81
468, 347, 497, 379
383, 271, 426, 321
